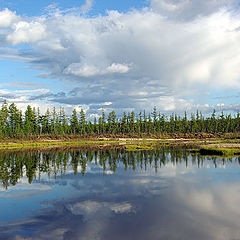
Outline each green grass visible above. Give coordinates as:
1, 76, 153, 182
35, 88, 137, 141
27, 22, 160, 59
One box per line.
124, 144, 155, 151
0, 140, 119, 150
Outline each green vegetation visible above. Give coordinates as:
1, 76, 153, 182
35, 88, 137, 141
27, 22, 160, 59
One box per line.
0, 139, 118, 149
0, 101, 239, 139
0, 138, 173, 150
199, 147, 240, 157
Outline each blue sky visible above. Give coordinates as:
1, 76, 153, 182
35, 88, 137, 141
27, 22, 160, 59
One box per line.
0, 0, 240, 117
0, 0, 148, 16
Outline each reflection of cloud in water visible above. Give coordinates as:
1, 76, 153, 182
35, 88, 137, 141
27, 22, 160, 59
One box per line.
0, 199, 135, 240
0, 176, 52, 198
134, 161, 197, 178
104, 170, 114, 175
174, 182, 240, 239
1, 153, 240, 240
177, 182, 240, 217
67, 200, 134, 220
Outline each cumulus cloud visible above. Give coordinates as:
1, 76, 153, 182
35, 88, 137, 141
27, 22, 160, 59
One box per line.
0, 3, 240, 113
7, 21, 46, 45
0, 8, 19, 27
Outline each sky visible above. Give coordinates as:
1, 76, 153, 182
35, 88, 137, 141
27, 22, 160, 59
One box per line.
0, 0, 240, 118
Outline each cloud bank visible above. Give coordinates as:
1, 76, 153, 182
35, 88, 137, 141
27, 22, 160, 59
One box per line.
0, 1, 240, 114
149, 0, 239, 21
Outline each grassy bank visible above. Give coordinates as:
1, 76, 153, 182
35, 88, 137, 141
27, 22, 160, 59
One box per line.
0, 136, 239, 152
0, 138, 167, 150
0, 137, 192, 150
0, 139, 119, 149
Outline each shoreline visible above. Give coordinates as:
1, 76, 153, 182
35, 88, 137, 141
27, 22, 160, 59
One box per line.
0, 137, 239, 153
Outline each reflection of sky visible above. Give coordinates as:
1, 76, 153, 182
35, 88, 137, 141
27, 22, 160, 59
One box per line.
0, 151, 240, 239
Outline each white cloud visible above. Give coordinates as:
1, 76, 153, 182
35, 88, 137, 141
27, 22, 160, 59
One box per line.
0, 88, 59, 113
150, 0, 187, 12
0, 4, 240, 112
0, 8, 19, 28
64, 62, 129, 77
81, 0, 93, 14
103, 102, 112, 106
106, 63, 129, 74
149, 0, 239, 21
7, 21, 47, 45
64, 63, 100, 77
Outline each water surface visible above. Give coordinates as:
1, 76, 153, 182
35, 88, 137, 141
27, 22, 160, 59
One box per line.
0, 147, 240, 240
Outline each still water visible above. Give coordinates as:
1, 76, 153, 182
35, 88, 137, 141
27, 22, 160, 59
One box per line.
0, 147, 240, 240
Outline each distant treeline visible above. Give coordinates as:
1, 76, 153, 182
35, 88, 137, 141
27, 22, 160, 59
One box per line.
0, 100, 239, 138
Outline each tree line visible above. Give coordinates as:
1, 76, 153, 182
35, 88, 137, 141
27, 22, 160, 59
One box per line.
0, 101, 239, 138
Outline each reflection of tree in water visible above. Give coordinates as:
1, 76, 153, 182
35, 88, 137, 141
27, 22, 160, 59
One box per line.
0, 148, 239, 189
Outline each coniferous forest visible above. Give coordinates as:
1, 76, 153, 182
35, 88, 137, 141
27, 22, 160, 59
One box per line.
0, 100, 239, 138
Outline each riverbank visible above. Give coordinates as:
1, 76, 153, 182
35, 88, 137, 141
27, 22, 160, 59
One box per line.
0, 136, 239, 153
